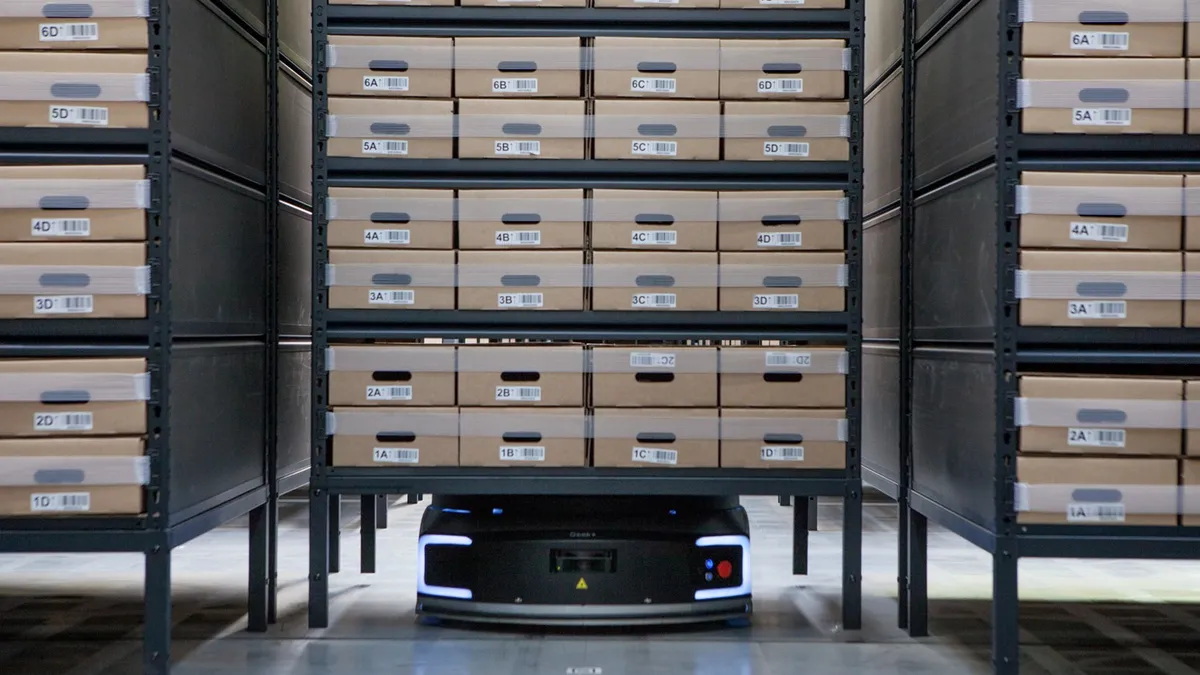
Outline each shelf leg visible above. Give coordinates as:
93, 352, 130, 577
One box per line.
361, 495, 377, 574
376, 494, 389, 529
267, 492, 279, 624
807, 497, 819, 531
841, 485, 863, 631
906, 505, 928, 637
309, 488, 330, 629
897, 489, 910, 631
407, 493, 420, 505
329, 494, 341, 575
143, 544, 172, 675
992, 547, 1020, 674
778, 495, 791, 507
247, 503, 269, 633
792, 497, 809, 576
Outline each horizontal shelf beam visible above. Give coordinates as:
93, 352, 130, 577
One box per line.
0, 319, 152, 340
1017, 525, 1200, 559
909, 490, 997, 554
1018, 327, 1200, 349
862, 465, 900, 501
0, 127, 152, 151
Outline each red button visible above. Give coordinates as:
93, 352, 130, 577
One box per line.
716, 560, 733, 579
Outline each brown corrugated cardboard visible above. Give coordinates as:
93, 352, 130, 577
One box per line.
717, 190, 845, 251
1186, 380, 1199, 456
458, 345, 584, 407
723, 101, 850, 161
458, 189, 585, 249
328, 345, 456, 406
719, 0, 843, 8
720, 408, 846, 469
327, 36, 453, 99
0, 52, 148, 129
1018, 171, 1184, 250
332, 0, 452, 5
1185, 458, 1200, 525
597, 0, 716, 8
591, 189, 717, 251
719, 39, 847, 100
454, 38, 582, 98
326, 248, 456, 309
326, 97, 454, 159
592, 38, 719, 99
0, 358, 146, 437
459, 407, 587, 467
1191, 59, 1200, 132
1192, 21, 1200, 58
0, 19, 148, 51
593, 100, 721, 161
593, 408, 719, 468
1016, 456, 1178, 526
591, 346, 717, 407
1187, 175, 1200, 249
1022, 18, 1183, 57
1188, 253, 1200, 326
326, 187, 453, 249
458, 98, 587, 160
330, 406, 459, 467
718, 252, 846, 311
1018, 250, 1183, 327
592, 251, 719, 311
1018, 375, 1183, 456
719, 346, 845, 408
463, 0, 585, 7
1020, 58, 1186, 134
0, 165, 146, 242
457, 250, 585, 310
0, 242, 146, 319
0, 437, 144, 516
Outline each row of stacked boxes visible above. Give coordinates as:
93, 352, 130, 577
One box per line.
328, 0, 845, 8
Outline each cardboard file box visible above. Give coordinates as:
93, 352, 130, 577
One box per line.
591, 346, 718, 407
719, 0, 844, 9
326, 248, 456, 310
0, 14, 148, 51
0, 437, 145, 516
0, 165, 147, 242
0, 358, 147, 437
1017, 171, 1184, 250
591, 189, 718, 251
1188, 380, 1200, 456
0, 52, 148, 129
458, 189, 585, 250
329, 407, 459, 467
1017, 250, 1183, 327
0, 242, 146, 318
593, 409, 719, 468
719, 252, 846, 311
458, 98, 587, 159
719, 346, 846, 408
717, 190, 846, 251
332, 0, 453, 5
1016, 456, 1178, 526
1191, 58, 1200, 133
1188, 175, 1200, 249
326, 36, 453, 99
462, 0, 585, 9
458, 345, 585, 407
325, 188, 454, 249
1186, 458, 1200, 525
720, 408, 846, 469
723, 101, 850, 161
596, 0, 717, 9
1021, 9, 1183, 57
593, 100, 721, 161
592, 251, 719, 311
719, 39, 847, 100
459, 408, 587, 467
454, 38, 582, 98
1019, 58, 1186, 134
326, 97, 454, 159
592, 38, 719, 99
1187, 252, 1200, 326
457, 250, 585, 310
327, 345, 456, 407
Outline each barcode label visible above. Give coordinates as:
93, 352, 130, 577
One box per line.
764, 142, 809, 158
1069, 222, 1129, 243
39, 23, 99, 41
368, 289, 415, 305
499, 445, 546, 461
373, 447, 420, 464
362, 140, 408, 155
765, 351, 812, 367
495, 140, 541, 156
1073, 108, 1132, 127
493, 78, 538, 93
630, 352, 676, 368
34, 412, 94, 431
49, 106, 108, 126
366, 385, 413, 401
1067, 428, 1127, 448
32, 218, 91, 237
363, 76, 410, 91
631, 77, 677, 93
1068, 301, 1126, 319
498, 293, 544, 308
758, 78, 803, 93
30, 492, 91, 512
1067, 503, 1126, 523
631, 230, 678, 246
761, 446, 804, 461
632, 141, 677, 157
757, 232, 802, 247
495, 230, 542, 246
753, 294, 800, 309
496, 386, 541, 402
34, 295, 93, 314
364, 229, 411, 245
632, 447, 678, 465
1070, 31, 1130, 51
632, 293, 677, 308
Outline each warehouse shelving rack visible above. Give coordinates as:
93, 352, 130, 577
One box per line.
309, 0, 866, 630
0, 1, 276, 673
899, 1, 1200, 673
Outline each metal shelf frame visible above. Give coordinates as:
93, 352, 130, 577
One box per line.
309, 0, 867, 634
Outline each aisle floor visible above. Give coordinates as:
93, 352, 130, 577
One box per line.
2, 497, 1200, 674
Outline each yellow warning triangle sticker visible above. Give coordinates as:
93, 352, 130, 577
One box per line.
575, 577, 588, 590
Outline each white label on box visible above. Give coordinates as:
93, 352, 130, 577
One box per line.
34, 295, 94, 314
757, 78, 803, 93
1070, 31, 1130, 51
1069, 222, 1129, 243
495, 140, 540, 156
632, 447, 677, 465
631, 230, 677, 246
368, 289, 415, 305
632, 141, 677, 157
499, 445, 546, 461
39, 23, 99, 41
761, 446, 804, 461
362, 140, 408, 155
364, 229, 411, 245
493, 78, 538, 93
30, 492, 91, 512
1067, 300, 1126, 320
496, 386, 541, 402
49, 106, 108, 126
363, 75, 410, 92
495, 230, 541, 246
32, 218, 91, 237
764, 141, 809, 158
1072, 108, 1131, 127
757, 232, 802, 247
373, 447, 420, 464
1067, 503, 1126, 522
34, 412, 94, 432
631, 77, 677, 93
1067, 428, 1127, 448
632, 293, 677, 309
498, 292, 544, 308
366, 385, 413, 401
765, 351, 812, 367
630, 352, 676, 368
753, 294, 799, 309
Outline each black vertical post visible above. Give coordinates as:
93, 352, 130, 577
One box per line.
143, 545, 172, 675
992, 549, 1020, 674
841, 483, 863, 630
793, 498, 809, 575
247, 504, 270, 632
906, 508, 928, 637
377, 494, 389, 529
361, 495, 378, 574
806, 496, 819, 530
896, 0, 916, 633
267, 498, 280, 623
309, 488, 331, 628
329, 494, 341, 574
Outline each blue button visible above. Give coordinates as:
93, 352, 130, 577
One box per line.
705, 572, 713, 582
705, 559, 713, 570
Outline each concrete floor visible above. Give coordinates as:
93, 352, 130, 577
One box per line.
2, 497, 1200, 674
